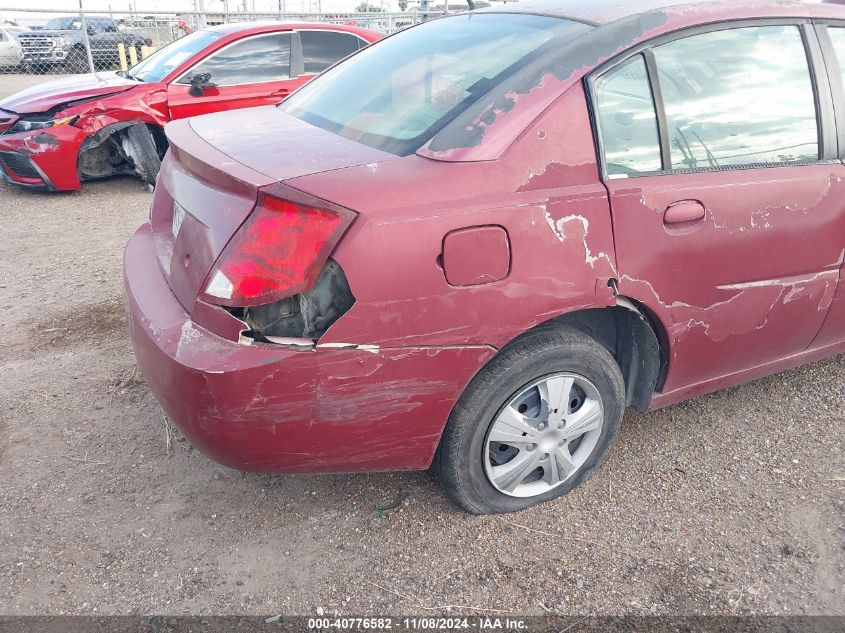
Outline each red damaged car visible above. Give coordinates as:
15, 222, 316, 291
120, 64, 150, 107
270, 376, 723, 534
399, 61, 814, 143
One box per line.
0, 22, 380, 191
125, 0, 845, 514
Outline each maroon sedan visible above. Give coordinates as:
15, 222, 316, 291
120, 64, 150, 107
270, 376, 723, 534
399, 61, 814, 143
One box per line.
0, 22, 380, 191
125, 0, 845, 514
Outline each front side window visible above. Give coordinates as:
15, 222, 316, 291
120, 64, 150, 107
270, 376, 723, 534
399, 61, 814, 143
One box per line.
653, 25, 819, 170
300, 30, 362, 74
280, 14, 592, 155
595, 55, 663, 176
177, 32, 291, 86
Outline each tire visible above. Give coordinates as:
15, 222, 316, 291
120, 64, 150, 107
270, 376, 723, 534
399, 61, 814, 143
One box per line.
123, 124, 162, 186
66, 48, 89, 74
434, 326, 625, 514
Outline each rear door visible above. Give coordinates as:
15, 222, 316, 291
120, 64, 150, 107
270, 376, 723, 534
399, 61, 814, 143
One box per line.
593, 21, 845, 392
166, 31, 298, 120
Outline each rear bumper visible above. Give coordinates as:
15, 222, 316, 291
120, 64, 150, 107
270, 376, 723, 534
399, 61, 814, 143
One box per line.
124, 223, 494, 473
0, 125, 85, 191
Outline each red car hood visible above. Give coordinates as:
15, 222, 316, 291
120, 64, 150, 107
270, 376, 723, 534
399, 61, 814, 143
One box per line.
0, 71, 137, 114
185, 105, 396, 182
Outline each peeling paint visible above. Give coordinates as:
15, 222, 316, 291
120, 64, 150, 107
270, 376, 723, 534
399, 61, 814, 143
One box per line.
544, 211, 615, 269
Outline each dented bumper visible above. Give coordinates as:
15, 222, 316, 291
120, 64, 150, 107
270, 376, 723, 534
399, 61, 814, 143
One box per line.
0, 125, 86, 191
124, 223, 495, 473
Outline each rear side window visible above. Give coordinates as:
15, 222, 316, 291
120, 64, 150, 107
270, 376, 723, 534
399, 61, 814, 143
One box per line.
595, 55, 663, 176
300, 30, 362, 74
653, 26, 819, 170
178, 32, 291, 86
0, 30, 6, 42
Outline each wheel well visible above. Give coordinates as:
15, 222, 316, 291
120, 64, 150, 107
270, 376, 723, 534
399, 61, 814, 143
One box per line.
77, 122, 167, 182
529, 301, 666, 411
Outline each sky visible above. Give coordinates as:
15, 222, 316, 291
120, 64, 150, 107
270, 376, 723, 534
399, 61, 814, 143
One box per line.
2, 0, 410, 16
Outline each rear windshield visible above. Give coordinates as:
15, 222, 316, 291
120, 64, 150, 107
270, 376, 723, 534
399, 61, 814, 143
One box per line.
127, 30, 224, 82
279, 14, 591, 155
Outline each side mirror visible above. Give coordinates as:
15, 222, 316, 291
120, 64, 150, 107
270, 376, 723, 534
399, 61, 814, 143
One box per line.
188, 72, 216, 97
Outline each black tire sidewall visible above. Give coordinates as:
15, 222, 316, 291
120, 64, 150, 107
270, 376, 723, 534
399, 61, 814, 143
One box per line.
67, 49, 87, 73
126, 125, 161, 185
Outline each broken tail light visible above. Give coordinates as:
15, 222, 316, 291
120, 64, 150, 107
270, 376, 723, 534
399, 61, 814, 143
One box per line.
201, 186, 356, 308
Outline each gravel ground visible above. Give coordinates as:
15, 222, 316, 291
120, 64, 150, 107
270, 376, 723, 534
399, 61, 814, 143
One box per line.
0, 76, 843, 617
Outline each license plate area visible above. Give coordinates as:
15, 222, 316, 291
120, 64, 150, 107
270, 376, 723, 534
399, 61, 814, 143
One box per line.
172, 201, 187, 238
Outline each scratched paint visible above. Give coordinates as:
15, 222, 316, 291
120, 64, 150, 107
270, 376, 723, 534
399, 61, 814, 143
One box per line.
123, 0, 845, 476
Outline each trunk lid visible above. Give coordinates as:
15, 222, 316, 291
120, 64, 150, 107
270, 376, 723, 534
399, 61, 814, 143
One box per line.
153, 118, 274, 312
187, 105, 394, 181
155, 107, 393, 312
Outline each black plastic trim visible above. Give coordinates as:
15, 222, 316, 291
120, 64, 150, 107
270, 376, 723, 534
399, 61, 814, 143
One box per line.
801, 23, 838, 160
643, 49, 670, 172
814, 21, 845, 159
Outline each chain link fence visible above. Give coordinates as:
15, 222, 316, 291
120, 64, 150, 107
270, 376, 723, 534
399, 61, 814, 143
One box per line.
0, 6, 434, 77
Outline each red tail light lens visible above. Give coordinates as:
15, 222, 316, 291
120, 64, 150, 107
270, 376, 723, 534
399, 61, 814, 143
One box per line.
201, 187, 356, 307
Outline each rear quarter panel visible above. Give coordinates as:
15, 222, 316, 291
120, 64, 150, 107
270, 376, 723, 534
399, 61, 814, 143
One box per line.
285, 86, 618, 349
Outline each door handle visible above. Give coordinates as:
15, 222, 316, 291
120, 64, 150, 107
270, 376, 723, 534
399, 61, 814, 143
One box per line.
271, 88, 290, 98
664, 200, 706, 225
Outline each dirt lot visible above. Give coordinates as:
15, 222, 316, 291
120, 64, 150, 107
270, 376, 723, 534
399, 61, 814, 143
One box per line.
0, 76, 843, 617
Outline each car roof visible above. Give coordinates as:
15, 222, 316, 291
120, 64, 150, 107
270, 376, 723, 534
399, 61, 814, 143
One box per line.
482, 0, 845, 26
205, 20, 366, 34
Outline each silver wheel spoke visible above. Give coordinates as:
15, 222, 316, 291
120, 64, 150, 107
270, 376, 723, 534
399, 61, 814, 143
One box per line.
491, 406, 539, 443
564, 399, 602, 437
488, 427, 535, 446
542, 446, 577, 486
539, 375, 574, 420
491, 450, 542, 493
554, 445, 577, 478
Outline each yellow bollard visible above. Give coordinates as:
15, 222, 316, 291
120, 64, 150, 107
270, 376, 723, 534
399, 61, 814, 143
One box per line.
140, 45, 156, 59
128, 46, 138, 67
117, 43, 128, 71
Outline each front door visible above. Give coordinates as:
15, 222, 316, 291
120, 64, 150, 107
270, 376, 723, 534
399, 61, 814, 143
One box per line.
167, 31, 305, 120
593, 23, 845, 393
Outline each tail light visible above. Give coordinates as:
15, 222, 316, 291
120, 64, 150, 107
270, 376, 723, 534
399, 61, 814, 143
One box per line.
201, 185, 356, 308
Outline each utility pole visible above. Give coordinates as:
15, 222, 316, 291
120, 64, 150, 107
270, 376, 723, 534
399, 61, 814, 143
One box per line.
197, 0, 206, 28
78, 0, 96, 74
